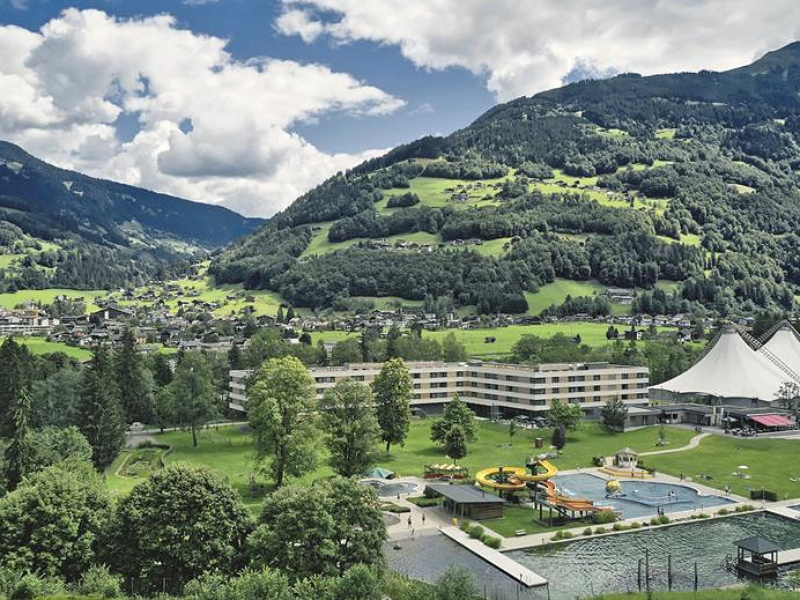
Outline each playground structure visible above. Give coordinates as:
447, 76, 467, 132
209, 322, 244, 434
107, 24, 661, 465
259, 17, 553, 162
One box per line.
475, 459, 613, 521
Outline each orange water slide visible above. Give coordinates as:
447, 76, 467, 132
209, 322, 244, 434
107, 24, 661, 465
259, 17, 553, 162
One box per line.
542, 480, 609, 513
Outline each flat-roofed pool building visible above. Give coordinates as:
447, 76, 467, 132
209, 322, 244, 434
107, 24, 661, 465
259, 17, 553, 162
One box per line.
229, 359, 649, 419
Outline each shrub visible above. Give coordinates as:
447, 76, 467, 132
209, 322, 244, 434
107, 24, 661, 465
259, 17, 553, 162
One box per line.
582, 527, 593, 536
482, 535, 502, 549
380, 502, 411, 513
594, 526, 607, 534
77, 565, 122, 599
468, 524, 484, 540
9, 574, 64, 600
612, 523, 626, 532
460, 519, 471, 532
630, 522, 641, 529
561, 531, 574, 539
592, 510, 617, 525
717, 508, 729, 515
649, 517, 660, 526
658, 515, 670, 525
423, 486, 440, 499
410, 497, 442, 507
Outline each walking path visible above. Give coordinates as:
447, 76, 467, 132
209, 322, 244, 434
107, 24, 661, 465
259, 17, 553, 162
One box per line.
638, 432, 710, 456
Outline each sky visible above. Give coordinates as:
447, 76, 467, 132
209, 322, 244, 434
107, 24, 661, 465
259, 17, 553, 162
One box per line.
1, 1, 800, 217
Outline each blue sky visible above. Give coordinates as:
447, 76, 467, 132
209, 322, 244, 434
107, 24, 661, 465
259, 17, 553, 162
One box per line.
1, 0, 798, 216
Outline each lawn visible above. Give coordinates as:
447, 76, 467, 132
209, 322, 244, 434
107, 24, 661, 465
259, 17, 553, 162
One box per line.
524, 278, 607, 314
377, 173, 511, 213
644, 434, 800, 500
109, 421, 693, 512
595, 588, 799, 600
2, 336, 92, 360
303, 228, 441, 258
423, 322, 645, 357
0, 288, 107, 310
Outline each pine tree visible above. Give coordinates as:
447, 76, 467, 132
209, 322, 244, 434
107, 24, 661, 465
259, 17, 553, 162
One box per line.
115, 328, 155, 423
151, 352, 174, 387
228, 344, 244, 370
0, 338, 29, 438
4, 388, 32, 491
286, 305, 295, 321
276, 306, 285, 323
78, 346, 126, 470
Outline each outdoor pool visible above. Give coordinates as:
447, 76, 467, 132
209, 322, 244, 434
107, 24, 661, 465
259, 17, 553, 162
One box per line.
551, 473, 734, 518
508, 512, 800, 599
362, 480, 419, 497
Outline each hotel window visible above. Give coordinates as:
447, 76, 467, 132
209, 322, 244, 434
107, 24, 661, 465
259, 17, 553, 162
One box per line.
593, 375, 601, 381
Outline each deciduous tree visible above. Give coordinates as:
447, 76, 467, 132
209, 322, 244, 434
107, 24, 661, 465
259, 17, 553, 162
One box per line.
320, 379, 380, 478
248, 356, 318, 487
167, 351, 218, 448
372, 358, 412, 453
430, 396, 477, 445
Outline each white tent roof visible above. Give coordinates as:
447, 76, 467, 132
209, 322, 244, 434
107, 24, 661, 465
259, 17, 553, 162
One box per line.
650, 327, 788, 401
760, 324, 800, 376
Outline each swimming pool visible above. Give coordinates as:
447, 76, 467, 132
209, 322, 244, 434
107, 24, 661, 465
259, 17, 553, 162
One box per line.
362, 480, 419, 497
550, 473, 734, 519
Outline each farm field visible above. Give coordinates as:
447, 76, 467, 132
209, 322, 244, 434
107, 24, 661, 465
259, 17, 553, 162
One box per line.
377, 173, 510, 213
109, 421, 694, 511
644, 434, 800, 500
0, 288, 107, 310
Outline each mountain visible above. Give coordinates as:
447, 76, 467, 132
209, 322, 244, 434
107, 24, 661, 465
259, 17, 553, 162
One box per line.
212, 42, 800, 317
0, 141, 263, 291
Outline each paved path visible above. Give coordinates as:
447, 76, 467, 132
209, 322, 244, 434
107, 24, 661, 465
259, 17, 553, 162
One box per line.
638, 432, 710, 456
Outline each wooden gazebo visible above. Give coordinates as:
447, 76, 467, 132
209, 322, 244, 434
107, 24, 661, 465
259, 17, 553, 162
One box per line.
734, 536, 779, 579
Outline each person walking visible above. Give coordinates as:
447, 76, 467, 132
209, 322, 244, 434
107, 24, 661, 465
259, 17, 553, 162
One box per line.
407, 515, 412, 529
422, 512, 426, 525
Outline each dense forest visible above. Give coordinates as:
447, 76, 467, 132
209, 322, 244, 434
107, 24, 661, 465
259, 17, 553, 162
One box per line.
212, 43, 800, 317
0, 142, 263, 291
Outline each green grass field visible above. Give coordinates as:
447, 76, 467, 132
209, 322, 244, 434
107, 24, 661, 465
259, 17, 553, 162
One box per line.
524, 278, 607, 314
377, 174, 510, 214
644, 434, 800, 500
594, 588, 799, 600
0, 336, 92, 360
109, 422, 694, 512
0, 288, 107, 310
423, 323, 629, 357
655, 128, 677, 139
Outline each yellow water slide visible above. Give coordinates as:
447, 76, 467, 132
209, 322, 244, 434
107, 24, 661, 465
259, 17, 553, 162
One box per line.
474, 460, 558, 491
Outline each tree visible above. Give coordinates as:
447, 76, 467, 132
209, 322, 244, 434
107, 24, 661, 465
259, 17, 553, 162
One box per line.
167, 351, 218, 448
115, 328, 155, 423
4, 388, 32, 491
330, 338, 363, 365
248, 356, 319, 487
31, 368, 82, 428
787, 569, 800, 591
151, 352, 174, 387
78, 346, 126, 470
430, 396, 477, 445
0, 338, 31, 438
552, 424, 567, 450
0, 461, 111, 581
286, 305, 296, 321
444, 424, 467, 461
605, 325, 619, 340
434, 566, 482, 600
276, 305, 285, 323
110, 463, 251, 586
27, 426, 93, 473
228, 344, 245, 370
601, 397, 629, 432
508, 419, 518, 441
372, 358, 412, 453
320, 379, 380, 478
545, 399, 583, 431
776, 381, 800, 414
249, 477, 385, 580
386, 325, 401, 358
442, 332, 467, 362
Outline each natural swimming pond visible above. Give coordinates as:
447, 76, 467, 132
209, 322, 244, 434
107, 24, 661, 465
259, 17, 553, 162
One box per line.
508, 512, 800, 599
551, 473, 734, 518
362, 479, 419, 497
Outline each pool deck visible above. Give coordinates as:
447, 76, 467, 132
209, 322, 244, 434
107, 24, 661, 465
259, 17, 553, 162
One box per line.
440, 525, 547, 588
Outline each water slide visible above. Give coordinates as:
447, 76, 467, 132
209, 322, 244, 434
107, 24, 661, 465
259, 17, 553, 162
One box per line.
475, 460, 609, 514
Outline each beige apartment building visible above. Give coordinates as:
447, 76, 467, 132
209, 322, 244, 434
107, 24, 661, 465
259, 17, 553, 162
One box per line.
229, 359, 651, 422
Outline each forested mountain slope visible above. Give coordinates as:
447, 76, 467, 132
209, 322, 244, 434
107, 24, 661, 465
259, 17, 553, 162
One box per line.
0, 142, 263, 291
211, 43, 800, 317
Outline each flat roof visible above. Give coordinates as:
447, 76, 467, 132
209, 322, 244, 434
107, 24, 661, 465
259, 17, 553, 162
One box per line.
426, 483, 506, 505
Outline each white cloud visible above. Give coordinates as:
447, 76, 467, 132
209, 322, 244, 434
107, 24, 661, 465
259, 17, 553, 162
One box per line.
0, 9, 404, 217
278, 0, 800, 101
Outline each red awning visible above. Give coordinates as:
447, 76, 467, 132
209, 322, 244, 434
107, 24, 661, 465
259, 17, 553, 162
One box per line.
749, 414, 795, 427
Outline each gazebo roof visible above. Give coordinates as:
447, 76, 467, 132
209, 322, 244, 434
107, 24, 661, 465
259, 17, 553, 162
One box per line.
735, 536, 779, 554
616, 447, 638, 456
